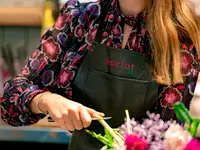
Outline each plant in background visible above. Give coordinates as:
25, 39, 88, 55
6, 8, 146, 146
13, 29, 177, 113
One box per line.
0, 42, 28, 77
41, 0, 60, 35
51, 0, 60, 20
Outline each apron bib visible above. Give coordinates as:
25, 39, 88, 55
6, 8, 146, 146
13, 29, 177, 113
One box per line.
68, 5, 158, 150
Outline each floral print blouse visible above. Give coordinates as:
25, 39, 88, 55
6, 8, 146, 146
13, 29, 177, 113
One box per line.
1, 0, 200, 126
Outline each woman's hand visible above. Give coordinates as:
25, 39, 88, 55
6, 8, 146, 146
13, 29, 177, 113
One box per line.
31, 92, 104, 131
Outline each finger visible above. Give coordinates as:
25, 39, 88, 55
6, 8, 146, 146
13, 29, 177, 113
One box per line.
64, 114, 75, 131
71, 110, 83, 130
59, 121, 68, 130
51, 117, 67, 130
85, 107, 105, 117
96, 111, 105, 116
79, 107, 92, 128
48, 112, 67, 130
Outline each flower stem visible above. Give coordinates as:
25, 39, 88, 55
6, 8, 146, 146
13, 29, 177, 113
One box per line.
93, 114, 123, 144
125, 110, 132, 134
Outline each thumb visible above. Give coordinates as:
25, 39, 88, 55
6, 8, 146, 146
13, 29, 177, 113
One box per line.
85, 107, 105, 117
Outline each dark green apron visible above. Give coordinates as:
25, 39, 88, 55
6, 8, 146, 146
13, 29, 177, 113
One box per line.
68, 5, 158, 150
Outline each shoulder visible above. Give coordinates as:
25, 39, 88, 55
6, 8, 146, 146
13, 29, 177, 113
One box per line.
62, 0, 112, 19
53, 0, 106, 33
61, 0, 106, 19
51, 0, 106, 39
54, 0, 112, 31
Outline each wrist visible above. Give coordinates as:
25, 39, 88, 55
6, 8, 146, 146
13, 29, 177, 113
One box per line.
38, 92, 52, 114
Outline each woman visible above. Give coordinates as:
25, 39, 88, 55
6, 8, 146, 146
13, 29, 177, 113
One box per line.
1, 0, 200, 149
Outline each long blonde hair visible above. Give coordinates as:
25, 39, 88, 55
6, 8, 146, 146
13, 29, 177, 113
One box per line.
147, 0, 200, 85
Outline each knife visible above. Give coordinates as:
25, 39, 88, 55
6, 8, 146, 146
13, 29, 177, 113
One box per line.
47, 116, 112, 122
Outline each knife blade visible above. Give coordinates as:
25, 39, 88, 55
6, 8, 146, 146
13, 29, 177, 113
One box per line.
47, 116, 112, 122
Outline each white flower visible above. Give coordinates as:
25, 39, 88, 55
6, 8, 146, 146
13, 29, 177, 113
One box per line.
164, 124, 192, 150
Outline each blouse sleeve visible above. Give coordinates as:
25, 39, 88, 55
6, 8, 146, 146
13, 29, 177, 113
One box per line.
155, 40, 200, 121
0, 1, 78, 126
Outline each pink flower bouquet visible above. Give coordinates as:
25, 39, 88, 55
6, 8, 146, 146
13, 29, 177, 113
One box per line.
85, 102, 200, 150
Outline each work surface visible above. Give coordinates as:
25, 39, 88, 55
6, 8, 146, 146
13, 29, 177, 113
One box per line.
0, 126, 71, 145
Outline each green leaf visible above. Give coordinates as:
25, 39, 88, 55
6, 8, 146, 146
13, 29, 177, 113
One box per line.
85, 130, 113, 148
188, 119, 200, 137
173, 102, 193, 124
105, 129, 113, 148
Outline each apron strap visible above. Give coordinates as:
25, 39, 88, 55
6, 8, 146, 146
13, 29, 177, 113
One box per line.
94, 1, 112, 43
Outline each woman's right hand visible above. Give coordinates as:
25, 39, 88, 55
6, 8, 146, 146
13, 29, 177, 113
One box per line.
31, 92, 104, 131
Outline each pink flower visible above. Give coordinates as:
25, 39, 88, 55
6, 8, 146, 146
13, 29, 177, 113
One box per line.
193, 69, 199, 77
184, 139, 200, 150
160, 86, 183, 109
102, 36, 113, 47
181, 51, 194, 76
30, 49, 40, 60
196, 55, 200, 62
42, 37, 61, 62
69, 55, 82, 69
85, 24, 98, 45
65, 88, 72, 99
108, 14, 115, 22
21, 66, 30, 76
37, 57, 48, 72
57, 68, 75, 88
54, 13, 72, 30
78, 44, 87, 52
164, 124, 192, 150
180, 43, 194, 51
112, 24, 122, 37
127, 36, 138, 51
125, 134, 149, 150
115, 43, 121, 49
74, 24, 85, 41
141, 27, 146, 36
10, 94, 20, 105
0, 97, 6, 103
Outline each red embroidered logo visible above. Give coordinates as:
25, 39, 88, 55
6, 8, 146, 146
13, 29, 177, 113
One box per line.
106, 56, 135, 72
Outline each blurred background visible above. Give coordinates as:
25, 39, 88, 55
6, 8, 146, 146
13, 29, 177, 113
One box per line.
0, 0, 199, 148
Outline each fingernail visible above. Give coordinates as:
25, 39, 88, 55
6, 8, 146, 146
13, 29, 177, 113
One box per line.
101, 113, 105, 116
